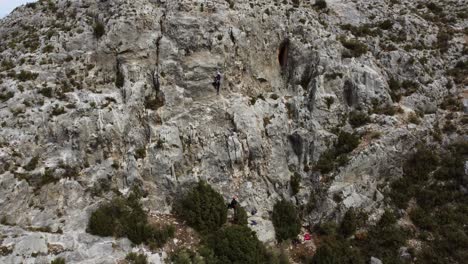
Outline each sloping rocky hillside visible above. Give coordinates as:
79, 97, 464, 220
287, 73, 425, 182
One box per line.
0, 0, 466, 263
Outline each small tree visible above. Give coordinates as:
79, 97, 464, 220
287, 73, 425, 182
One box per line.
125, 252, 148, 264
206, 225, 269, 264
51, 258, 66, 264
339, 207, 357, 237
233, 206, 248, 226
315, 0, 327, 10
93, 21, 105, 39
174, 181, 227, 232
272, 200, 301, 242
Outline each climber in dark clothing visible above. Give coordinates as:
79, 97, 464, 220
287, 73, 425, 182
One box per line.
213, 70, 222, 95
227, 196, 238, 209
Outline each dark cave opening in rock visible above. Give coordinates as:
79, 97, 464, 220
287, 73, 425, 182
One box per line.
278, 39, 290, 67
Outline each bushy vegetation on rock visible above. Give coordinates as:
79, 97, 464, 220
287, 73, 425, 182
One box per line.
272, 200, 301, 242
125, 252, 148, 264
387, 141, 468, 263
205, 225, 270, 264
315, 131, 360, 174
174, 181, 227, 233
87, 192, 174, 248
51, 258, 66, 264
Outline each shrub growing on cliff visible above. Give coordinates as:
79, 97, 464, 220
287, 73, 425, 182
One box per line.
233, 206, 248, 226
205, 225, 269, 264
174, 181, 227, 233
125, 252, 148, 264
51, 258, 66, 264
349, 110, 370, 128
314, 0, 327, 10
339, 37, 368, 57
272, 200, 301, 242
312, 238, 365, 264
316, 131, 360, 173
87, 193, 174, 247
339, 207, 357, 237
93, 21, 105, 39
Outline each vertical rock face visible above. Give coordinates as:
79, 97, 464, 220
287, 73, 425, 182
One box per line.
0, 0, 466, 262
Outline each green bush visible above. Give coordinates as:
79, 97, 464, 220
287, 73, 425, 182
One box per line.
403, 145, 439, 184
314, 0, 327, 10
39, 87, 53, 98
315, 131, 360, 173
349, 110, 370, 128
16, 70, 38, 82
354, 210, 407, 263
51, 258, 66, 264
115, 67, 124, 88
340, 207, 357, 237
335, 131, 360, 155
233, 206, 248, 226
206, 225, 269, 264
87, 193, 174, 247
311, 237, 365, 264
290, 172, 301, 195
125, 252, 148, 264
24, 156, 39, 171
0, 91, 14, 102
272, 200, 301, 242
174, 181, 227, 233
93, 21, 105, 39
339, 37, 368, 57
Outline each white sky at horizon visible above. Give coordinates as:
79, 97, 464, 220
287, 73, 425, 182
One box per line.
0, 0, 36, 18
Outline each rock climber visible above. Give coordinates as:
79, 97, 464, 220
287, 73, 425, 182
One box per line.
213, 69, 222, 95
227, 196, 238, 209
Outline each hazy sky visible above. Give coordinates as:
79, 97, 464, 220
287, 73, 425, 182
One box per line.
0, 0, 35, 18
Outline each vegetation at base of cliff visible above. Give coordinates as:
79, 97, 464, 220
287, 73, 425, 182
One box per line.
174, 181, 227, 233
87, 190, 175, 248
171, 181, 292, 264
272, 199, 301, 242
311, 139, 467, 264
205, 225, 271, 264
388, 141, 468, 264
125, 252, 148, 264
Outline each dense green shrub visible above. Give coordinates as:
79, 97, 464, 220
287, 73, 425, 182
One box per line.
314, 0, 327, 9
125, 252, 148, 264
339, 37, 368, 57
24, 156, 39, 171
233, 206, 248, 226
51, 258, 65, 264
379, 19, 394, 30
16, 70, 38, 82
174, 181, 227, 233
311, 237, 365, 264
315, 131, 360, 173
335, 131, 360, 155
0, 91, 14, 102
115, 67, 124, 88
206, 225, 269, 264
340, 207, 357, 237
402, 145, 439, 184
93, 21, 105, 39
39, 87, 53, 98
272, 200, 301, 242
290, 172, 301, 195
87, 193, 174, 247
354, 210, 407, 263
349, 110, 370, 128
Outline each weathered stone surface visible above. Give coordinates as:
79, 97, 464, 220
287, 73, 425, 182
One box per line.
0, 0, 466, 262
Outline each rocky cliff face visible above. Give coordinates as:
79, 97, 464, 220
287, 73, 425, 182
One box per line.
0, 0, 466, 263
